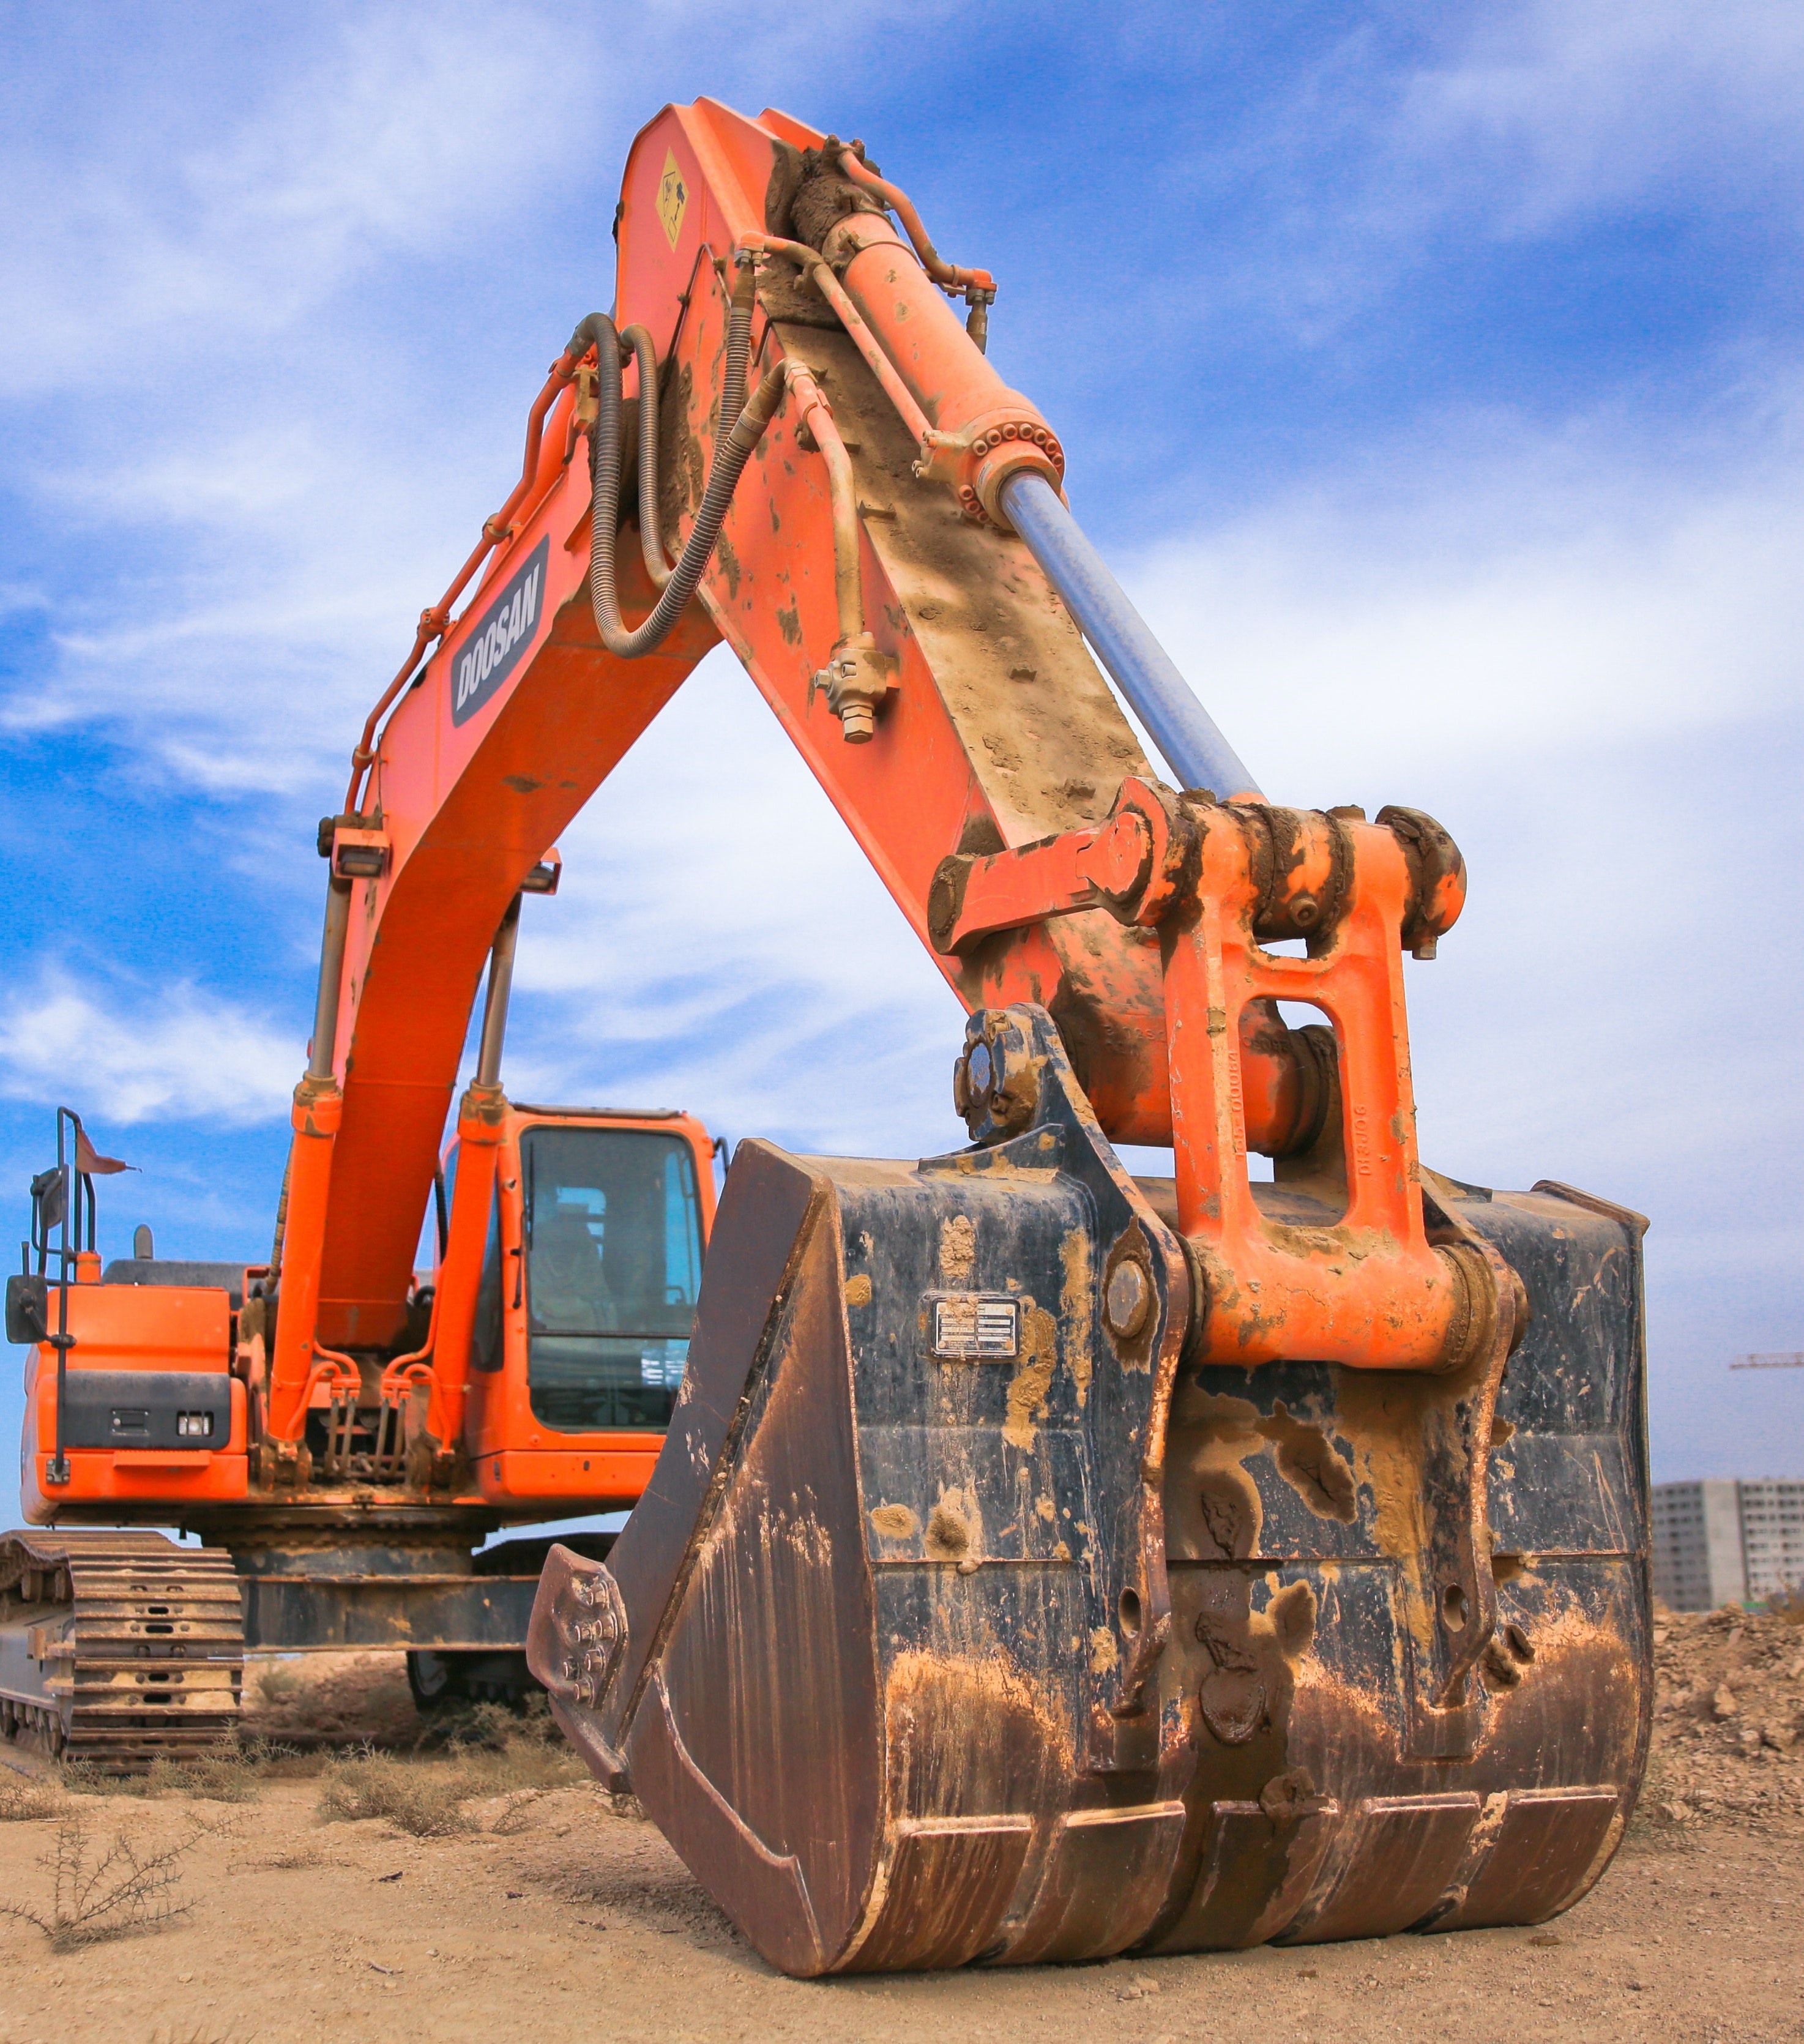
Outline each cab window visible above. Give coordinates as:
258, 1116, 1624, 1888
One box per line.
521, 1125, 703, 1431
471, 1184, 504, 1373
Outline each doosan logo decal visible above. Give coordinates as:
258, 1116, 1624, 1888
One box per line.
450, 538, 550, 726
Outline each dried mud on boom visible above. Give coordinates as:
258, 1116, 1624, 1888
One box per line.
529, 1005, 1650, 1976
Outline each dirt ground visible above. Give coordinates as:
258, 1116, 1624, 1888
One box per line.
0, 1612, 1798, 2044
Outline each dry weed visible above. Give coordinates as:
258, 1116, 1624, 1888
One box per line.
0, 1772, 64, 1821
255, 1661, 307, 1707
142, 1751, 260, 1804
229, 1843, 323, 1871
488, 1789, 554, 1836
316, 1707, 586, 1836
442, 1698, 587, 1793
0, 1808, 229, 1949
317, 1748, 477, 1837
65, 1737, 296, 1805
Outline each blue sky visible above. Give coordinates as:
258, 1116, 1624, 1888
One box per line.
1, 1, 1800, 1482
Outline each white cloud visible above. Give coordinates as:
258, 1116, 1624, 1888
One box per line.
1122, 382, 1803, 1227
1397, 1, 1804, 232
0, 971, 300, 1127
0, 6, 584, 397
7, 411, 495, 787
0, 0, 967, 398
494, 646, 968, 1157
0, 0, 966, 788
1128, 387, 1804, 800
1176, 2, 1804, 345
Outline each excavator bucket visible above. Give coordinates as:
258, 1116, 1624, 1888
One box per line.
530, 1007, 1650, 1975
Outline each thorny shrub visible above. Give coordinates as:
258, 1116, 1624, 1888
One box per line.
0, 1808, 231, 1949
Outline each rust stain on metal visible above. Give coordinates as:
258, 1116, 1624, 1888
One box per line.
1267, 1577, 1319, 1658
882, 1647, 1072, 1821
1333, 1336, 1502, 1693
1168, 1388, 1267, 1561
937, 1214, 976, 1285
1003, 1300, 1058, 1452
1261, 1401, 1357, 1521
714, 530, 743, 599
1059, 1227, 1094, 1403
870, 1502, 918, 1540
925, 1487, 978, 1562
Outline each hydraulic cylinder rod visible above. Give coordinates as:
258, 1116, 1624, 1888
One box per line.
265, 873, 354, 1447
999, 471, 1261, 803
474, 896, 522, 1087
422, 896, 526, 1447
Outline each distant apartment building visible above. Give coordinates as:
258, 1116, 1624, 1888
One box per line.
1652, 1479, 1804, 1610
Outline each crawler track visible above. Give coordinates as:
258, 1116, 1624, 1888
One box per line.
0, 1530, 243, 1769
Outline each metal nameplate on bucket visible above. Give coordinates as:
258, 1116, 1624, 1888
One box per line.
929, 1293, 1019, 1360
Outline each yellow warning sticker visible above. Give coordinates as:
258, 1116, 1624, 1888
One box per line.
656, 149, 688, 248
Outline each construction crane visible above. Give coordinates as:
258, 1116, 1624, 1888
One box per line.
4, 100, 1653, 1976
1729, 1354, 1804, 1369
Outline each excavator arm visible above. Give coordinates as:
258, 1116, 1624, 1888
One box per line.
252, 99, 1650, 1976
277, 97, 1409, 1397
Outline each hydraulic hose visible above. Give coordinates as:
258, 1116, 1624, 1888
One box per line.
619, 322, 671, 590
573, 275, 775, 661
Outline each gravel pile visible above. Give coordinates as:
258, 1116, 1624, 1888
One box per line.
1647, 1604, 1804, 1824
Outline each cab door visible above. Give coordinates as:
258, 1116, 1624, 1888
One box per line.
469, 1114, 714, 1509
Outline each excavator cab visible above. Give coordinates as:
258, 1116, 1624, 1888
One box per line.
458, 1103, 715, 1505
7, 1101, 715, 1526
0, 1098, 717, 1759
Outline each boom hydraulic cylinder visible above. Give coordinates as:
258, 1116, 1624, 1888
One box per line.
264, 873, 354, 1452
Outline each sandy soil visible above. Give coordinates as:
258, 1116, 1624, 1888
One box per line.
0, 1631, 1797, 2044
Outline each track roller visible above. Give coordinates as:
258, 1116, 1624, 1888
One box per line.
0, 1530, 244, 1770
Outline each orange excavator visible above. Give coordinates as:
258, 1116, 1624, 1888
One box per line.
4, 100, 1651, 1974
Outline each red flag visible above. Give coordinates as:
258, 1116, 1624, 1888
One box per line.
74, 1127, 134, 1176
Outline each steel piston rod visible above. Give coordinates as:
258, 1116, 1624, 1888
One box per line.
475, 896, 523, 1087
999, 471, 1261, 802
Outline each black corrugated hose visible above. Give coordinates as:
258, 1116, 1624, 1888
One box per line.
570, 278, 785, 660
618, 323, 670, 590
